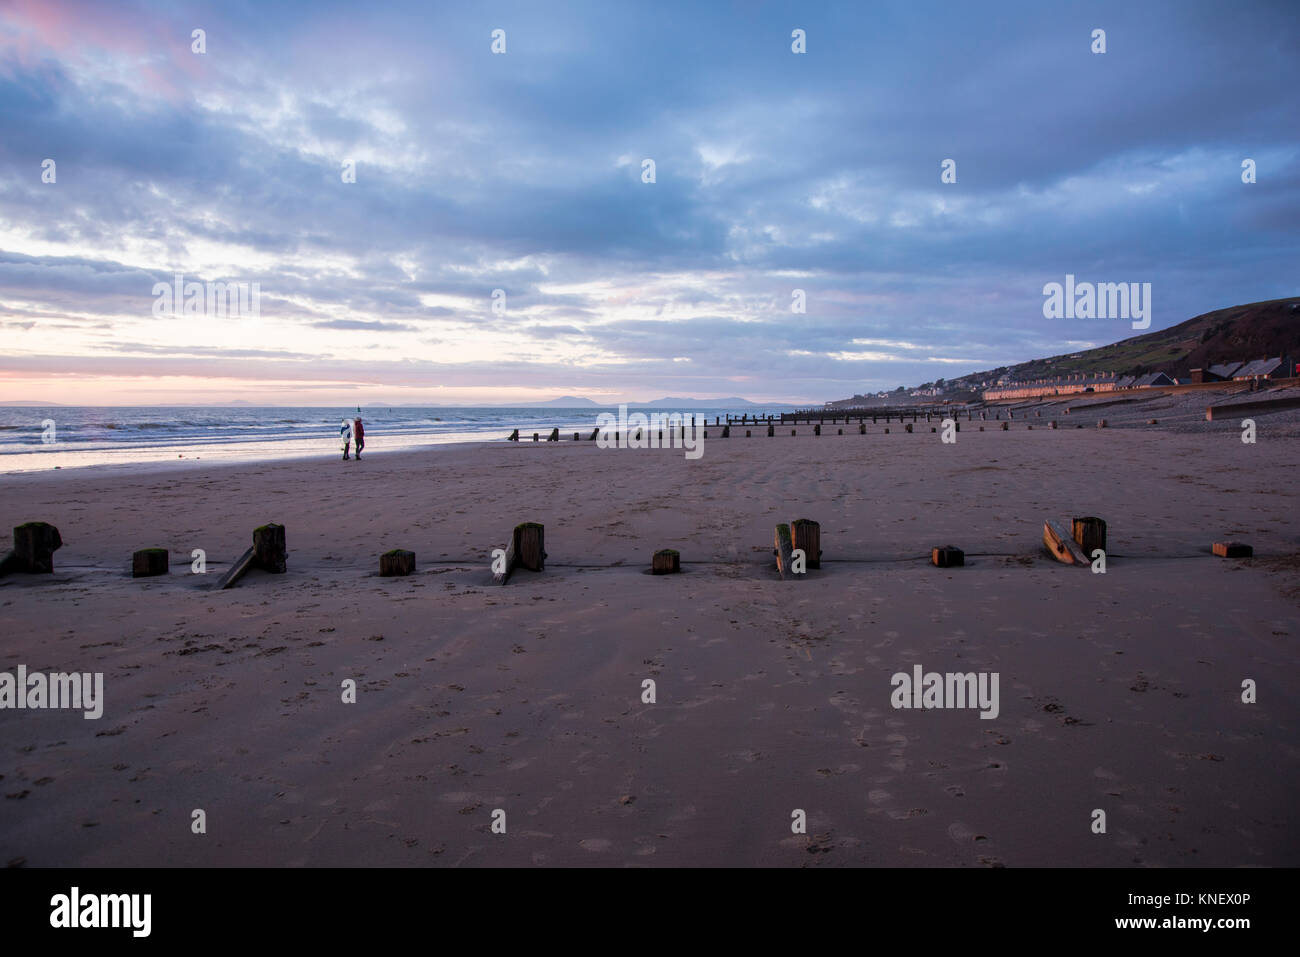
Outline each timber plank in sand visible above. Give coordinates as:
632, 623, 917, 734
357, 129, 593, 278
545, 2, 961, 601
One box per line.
216, 546, 257, 590
1043, 520, 1089, 566
1213, 542, 1252, 558
774, 523, 796, 580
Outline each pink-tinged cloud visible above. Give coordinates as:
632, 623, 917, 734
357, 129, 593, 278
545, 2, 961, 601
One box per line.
1, 0, 209, 97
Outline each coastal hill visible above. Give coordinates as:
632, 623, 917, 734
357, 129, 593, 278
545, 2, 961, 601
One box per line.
829, 296, 1300, 406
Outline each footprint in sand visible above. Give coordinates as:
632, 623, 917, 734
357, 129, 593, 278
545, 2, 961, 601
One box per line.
944, 784, 965, 798
947, 822, 989, 844
868, 788, 891, 806
579, 838, 612, 852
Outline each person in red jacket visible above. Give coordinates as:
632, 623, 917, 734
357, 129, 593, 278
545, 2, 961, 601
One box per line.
353, 417, 365, 459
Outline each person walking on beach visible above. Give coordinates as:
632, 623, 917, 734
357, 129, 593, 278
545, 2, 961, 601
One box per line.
340, 417, 353, 460
353, 417, 365, 459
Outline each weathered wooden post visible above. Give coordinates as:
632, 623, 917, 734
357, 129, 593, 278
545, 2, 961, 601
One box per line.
3, 522, 63, 574
533, 432, 539, 442
722, 425, 730, 438
746, 429, 752, 437
515, 522, 545, 572
814, 424, 821, 436
1050, 421, 1058, 429
1001, 421, 1008, 431
508, 429, 519, 441
547, 428, 559, 442
905, 423, 913, 433
253, 523, 287, 573
380, 549, 416, 576
930, 546, 964, 568
767, 424, 775, 437
573, 432, 580, 441
838, 428, 843, 435
652, 549, 680, 574
132, 548, 169, 578
216, 523, 286, 589
1213, 542, 1252, 558
1072, 517, 1106, 555
790, 518, 821, 569
859, 423, 866, 434
589, 427, 599, 441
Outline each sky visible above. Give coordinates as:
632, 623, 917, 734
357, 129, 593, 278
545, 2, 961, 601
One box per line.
0, 0, 1297, 406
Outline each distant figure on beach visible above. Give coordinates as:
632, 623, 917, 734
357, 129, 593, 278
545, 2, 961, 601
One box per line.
353, 417, 364, 459
340, 417, 353, 460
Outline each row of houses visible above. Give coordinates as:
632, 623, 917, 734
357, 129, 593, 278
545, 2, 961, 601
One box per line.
982, 357, 1293, 401
1190, 357, 1294, 383
982, 371, 1176, 401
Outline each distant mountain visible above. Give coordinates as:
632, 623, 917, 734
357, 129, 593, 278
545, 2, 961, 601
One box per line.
524, 396, 602, 407
0, 401, 64, 406
631, 396, 797, 408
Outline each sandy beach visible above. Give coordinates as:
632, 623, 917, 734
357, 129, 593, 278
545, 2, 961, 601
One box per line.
2, 394, 1299, 867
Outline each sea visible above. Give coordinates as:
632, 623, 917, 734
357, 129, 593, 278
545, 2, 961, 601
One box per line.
0, 405, 792, 474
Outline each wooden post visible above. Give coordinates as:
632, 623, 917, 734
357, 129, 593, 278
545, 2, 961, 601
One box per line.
6, 522, 63, 574
814, 424, 821, 435
791, 428, 796, 436
904, 423, 913, 433
533, 432, 539, 442
1097, 419, 1107, 429
722, 425, 730, 437
253, 523, 287, 573
1044, 520, 1089, 566
930, 546, 964, 568
859, 423, 866, 434
838, 428, 843, 435
774, 523, 795, 580
1001, 421, 1008, 430
515, 522, 545, 572
589, 428, 599, 441
547, 428, 559, 442
767, 424, 774, 437
573, 432, 580, 441
1213, 542, 1252, 558
132, 548, 169, 578
508, 429, 519, 441
746, 429, 751, 437
1072, 517, 1106, 555
380, 549, 416, 576
652, 549, 680, 574
790, 518, 821, 569
1050, 421, 1057, 429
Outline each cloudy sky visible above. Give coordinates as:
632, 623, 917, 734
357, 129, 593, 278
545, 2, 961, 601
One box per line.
1, 0, 1296, 405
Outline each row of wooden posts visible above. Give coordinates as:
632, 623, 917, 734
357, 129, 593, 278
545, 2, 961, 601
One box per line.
0, 518, 1254, 588
508, 417, 1124, 442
